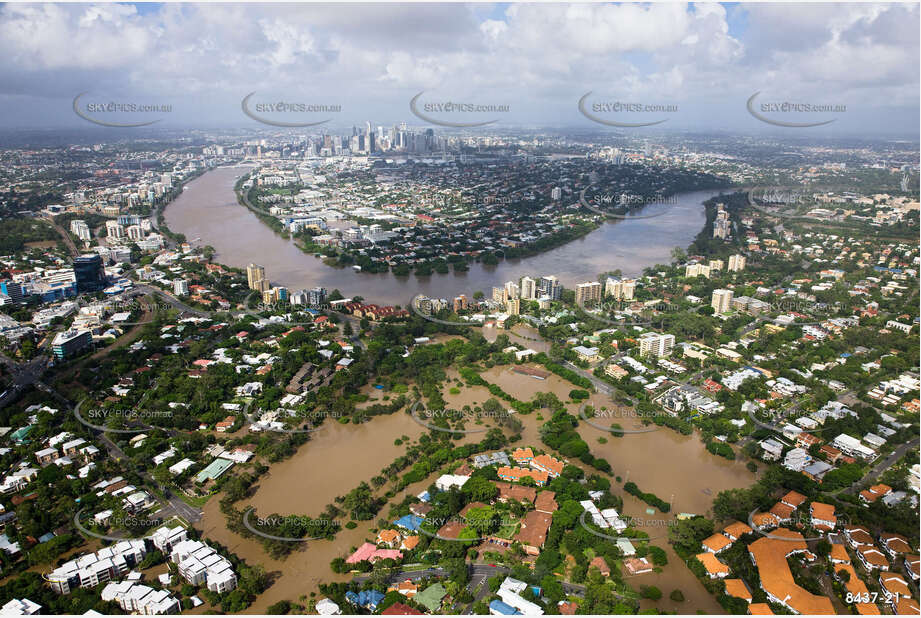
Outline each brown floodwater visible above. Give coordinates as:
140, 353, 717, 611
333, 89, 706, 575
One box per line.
164, 165, 722, 306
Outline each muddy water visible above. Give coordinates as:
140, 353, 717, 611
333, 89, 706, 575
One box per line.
245, 412, 424, 516
196, 406, 483, 612
165, 166, 721, 306
444, 364, 752, 613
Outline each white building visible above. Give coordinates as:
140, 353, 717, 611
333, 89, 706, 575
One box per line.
638, 332, 675, 358
169, 539, 237, 594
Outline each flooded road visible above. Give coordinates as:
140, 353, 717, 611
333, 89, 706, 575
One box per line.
165, 166, 722, 306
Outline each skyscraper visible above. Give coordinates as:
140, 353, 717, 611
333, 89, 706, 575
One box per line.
73, 254, 106, 293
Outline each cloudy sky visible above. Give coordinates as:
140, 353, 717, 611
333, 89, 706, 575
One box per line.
0, 2, 918, 136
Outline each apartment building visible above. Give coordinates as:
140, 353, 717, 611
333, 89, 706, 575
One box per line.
574, 281, 602, 306
604, 277, 636, 300
169, 540, 237, 594
638, 332, 675, 358
48, 541, 147, 594
711, 289, 734, 314
685, 263, 711, 278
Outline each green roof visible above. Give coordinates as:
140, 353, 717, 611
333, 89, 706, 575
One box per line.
11, 426, 33, 443
196, 457, 234, 482
415, 583, 447, 612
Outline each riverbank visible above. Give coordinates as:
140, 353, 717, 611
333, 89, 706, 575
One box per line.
164, 166, 725, 306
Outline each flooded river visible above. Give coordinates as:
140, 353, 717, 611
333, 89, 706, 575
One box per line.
165, 165, 723, 306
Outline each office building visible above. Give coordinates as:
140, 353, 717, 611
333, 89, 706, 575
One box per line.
73, 254, 106, 293
711, 289, 734, 314
574, 281, 602, 306
638, 332, 675, 357
52, 330, 92, 360
728, 254, 746, 272
520, 276, 536, 300
0, 280, 28, 305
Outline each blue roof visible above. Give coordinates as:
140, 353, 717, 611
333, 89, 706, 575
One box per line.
394, 514, 424, 532
418, 491, 431, 502
489, 600, 521, 615
358, 590, 385, 609
345, 591, 359, 604
840, 352, 851, 358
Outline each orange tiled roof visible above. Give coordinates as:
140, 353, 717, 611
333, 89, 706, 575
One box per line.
856, 603, 881, 615
724, 521, 753, 539
810, 502, 836, 528
752, 512, 779, 528
497, 466, 549, 485
830, 543, 850, 563
724, 579, 752, 601
531, 453, 564, 476
695, 552, 730, 577
769, 502, 795, 520
748, 530, 834, 615
881, 533, 913, 555
702, 533, 732, 553
879, 573, 911, 599
511, 447, 534, 460
748, 603, 774, 615
857, 546, 889, 569
401, 535, 420, 550
835, 564, 868, 597
895, 598, 920, 615
781, 490, 807, 507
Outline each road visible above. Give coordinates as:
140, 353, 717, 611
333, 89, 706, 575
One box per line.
841, 437, 920, 496
42, 216, 80, 257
